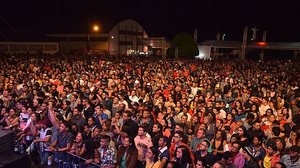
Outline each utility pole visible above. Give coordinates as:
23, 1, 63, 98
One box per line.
260, 30, 267, 63
241, 27, 248, 60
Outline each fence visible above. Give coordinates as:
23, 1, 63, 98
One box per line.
0, 42, 59, 54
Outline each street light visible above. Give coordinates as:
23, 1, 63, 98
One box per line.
87, 24, 100, 53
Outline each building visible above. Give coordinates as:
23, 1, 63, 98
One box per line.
48, 19, 171, 57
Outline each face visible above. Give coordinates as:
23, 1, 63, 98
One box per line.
216, 131, 222, 139
176, 148, 183, 159
212, 163, 222, 168
267, 147, 274, 155
196, 160, 204, 168
152, 124, 159, 133
122, 138, 131, 148
199, 141, 208, 151
75, 133, 83, 143
172, 133, 181, 143
146, 149, 154, 159
123, 113, 129, 121
231, 143, 240, 153
138, 127, 145, 136
59, 123, 67, 133
197, 130, 205, 139
100, 139, 109, 148
158, 138, 165, 147
237, 128, 244, 136
253, 137, 260, 146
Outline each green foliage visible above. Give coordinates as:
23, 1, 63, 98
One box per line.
167, 32, 199, 59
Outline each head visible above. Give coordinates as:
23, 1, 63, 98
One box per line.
100, 135, 111, 148
122, 136, 133, 148
231, 141, 242, 153
75, 132, 83, 143
172, 131, 183, 143
146, 146, 159, 162
195, 157, 208, 168
158, 136, 169, 148
138, 125, 147, 137
212, 161, 225, 168
199, 139, 210, 152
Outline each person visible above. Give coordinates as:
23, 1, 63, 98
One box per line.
158, 136, 170, 168
145, 146, 161, 168
212, 161, 226, 168
222, 151, 235, 168
231, 141, 245, 168
134, 125, 153, 168
251, 135, 266, 167
150, 122, 163, 148
116, 136, 138, 168
47, 121, 73, 166
169, 131, 192, 161
172, 145, 193, 168
93, 135, 116, 168
211, 130, 227, 162
190, 128, 206, 152
195, 157, 209, 168
120, 111, 138, 138
241, 146, 260, 168
263, 144, 280, 168
280, 145, 300, 168
274, 162, 287, 168
194, 139, 214, 166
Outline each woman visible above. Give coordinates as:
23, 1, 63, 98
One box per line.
195, 157, 209, 168
160, 118, 171, 138
3, 108, 19, 130
189, 115, 200, 135
203, 115, 215, 140
285, 131, 298, 148
116, 136, 138, 168
211, 130, 227, 162
237, 126, 249, 147
145, 147, 161, 168
173, 145, 193, 168
224, 113, 236, 134
70, 132, 85, 156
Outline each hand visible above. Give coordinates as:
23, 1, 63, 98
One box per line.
85, 159, 93, 165
94, 158, 100, 164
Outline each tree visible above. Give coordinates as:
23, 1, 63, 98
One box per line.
167, 32, 199, 59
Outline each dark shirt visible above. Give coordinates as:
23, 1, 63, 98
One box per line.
195, 151, 215, 166
57, 131, 73, 148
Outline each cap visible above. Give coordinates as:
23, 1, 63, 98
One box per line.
243, 146, 256, 158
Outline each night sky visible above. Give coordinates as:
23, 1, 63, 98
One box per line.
1, 0, 300, 42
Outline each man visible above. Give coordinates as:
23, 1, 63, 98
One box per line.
158, 136, 170, 168
241, 146, 260, 168
194, 139, 214, 166
70, 106, 86, 131
116, 136, 138, 168
134, 125, 153, 168
82, 98, 94, 119
93, 104, 108, 128
190, 128, 207, 152
47, 122, 73, 166
231, 141, 245, 168
150, 123, 163, 148
120, 111, 138, 138
93, 135, 116, 168
280, 145, 300, 168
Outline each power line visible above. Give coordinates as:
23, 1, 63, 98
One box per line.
0, 15, 24, 41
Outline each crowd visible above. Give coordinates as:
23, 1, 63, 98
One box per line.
0, 53, 299, 168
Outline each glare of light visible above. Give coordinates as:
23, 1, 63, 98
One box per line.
257, 42, 267, 46
111, 36, 114, 39
93, 25, 99, 32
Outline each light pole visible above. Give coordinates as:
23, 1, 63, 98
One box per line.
87, 25, 99, 53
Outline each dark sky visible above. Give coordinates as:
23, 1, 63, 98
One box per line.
1, 0, 300, 42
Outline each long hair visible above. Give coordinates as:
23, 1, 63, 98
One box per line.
148, 146, 159, 163
175, 145, 192, 165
